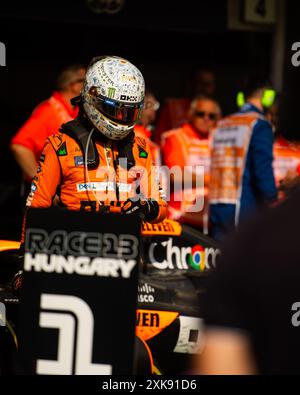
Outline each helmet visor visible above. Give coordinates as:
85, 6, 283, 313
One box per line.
95, 95, 144, 125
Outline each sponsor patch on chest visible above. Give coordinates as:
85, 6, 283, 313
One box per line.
74, 156, 84, 166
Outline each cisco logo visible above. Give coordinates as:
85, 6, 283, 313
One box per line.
138, 283, 155, 303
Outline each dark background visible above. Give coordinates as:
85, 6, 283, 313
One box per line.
0, 0, 300, 239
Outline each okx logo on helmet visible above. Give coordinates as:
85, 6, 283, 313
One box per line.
82, 56, 145, 140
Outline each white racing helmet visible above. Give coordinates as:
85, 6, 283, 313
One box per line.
82, 56, 145, 140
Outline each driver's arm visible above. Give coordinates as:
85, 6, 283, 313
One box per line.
140, 143, 168, 223
27, 139, 61, 208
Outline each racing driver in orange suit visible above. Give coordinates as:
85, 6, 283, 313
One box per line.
26, 56, 167, 224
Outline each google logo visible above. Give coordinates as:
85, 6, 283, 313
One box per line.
188, 245, 206, 271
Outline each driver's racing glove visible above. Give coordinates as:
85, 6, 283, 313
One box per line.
121, 197, 159, 222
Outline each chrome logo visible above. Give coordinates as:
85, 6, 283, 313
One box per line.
188, 245, 206, 271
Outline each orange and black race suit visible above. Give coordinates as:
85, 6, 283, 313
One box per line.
134, 124, 162, 167
28, 129, 167, 223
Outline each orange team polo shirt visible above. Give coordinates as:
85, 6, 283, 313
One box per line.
161, 123, 210, 227
161, 123, 210, 171
11, 91, 78, 162
273, 137, 300, 184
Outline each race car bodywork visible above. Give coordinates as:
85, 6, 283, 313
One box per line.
0, 219, 220, 374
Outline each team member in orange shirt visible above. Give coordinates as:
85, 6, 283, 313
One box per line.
27, 56, 167, 224
161, 96, 221, 231
273, 136, 300, 192
11, 64, 86, 181
262, 100, 300, 195
156, 69, 216, 138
